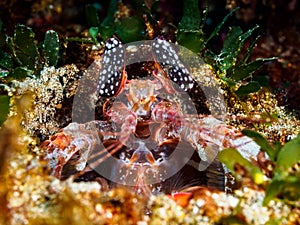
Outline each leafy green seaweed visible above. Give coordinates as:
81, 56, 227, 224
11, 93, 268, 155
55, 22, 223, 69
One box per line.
219, 148, 264, 184
13, 24, 40, 71
264, 174, 300, 205
89, 27, 99, 42
235, 81, 261, 96
85, 4, 100, 27
0, 50, 12, 69
9, 67, 34, 81
0, 70, 9, 78
43, 30, 60, 67
242, 129, 276, 161
275, 134, 300, 171
0, 24, 61, 77
0, 24, 62, 126
174, 2, 275, 96
216, 26, 244, 72
177, 0, 204, 53
230, 57, 277, 82
116, 16, 146, 43
205, 8, 239, 44
220, 130, 300, 205
178, 0, 201, 31
85, 0, 149, 42
98, 0, 118, 41
0, 25, 61, 79
200, 13, 276, 96
0, 95, 10, 125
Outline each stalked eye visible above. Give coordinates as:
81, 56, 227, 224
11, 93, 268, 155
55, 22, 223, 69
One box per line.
152, 37, 194, 92
98, 37, 126, 98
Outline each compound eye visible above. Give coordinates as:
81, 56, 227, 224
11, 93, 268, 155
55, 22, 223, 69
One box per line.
152, 37, 194, 92
98, 37, 126, 98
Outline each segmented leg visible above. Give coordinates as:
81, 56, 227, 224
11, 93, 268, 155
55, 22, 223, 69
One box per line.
183, 116, 261, 163
42, 121, 121, 179
104, 101, 137, 145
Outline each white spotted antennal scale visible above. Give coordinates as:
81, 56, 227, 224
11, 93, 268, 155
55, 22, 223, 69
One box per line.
152, 37, 194, 92
97, 37, 127, 98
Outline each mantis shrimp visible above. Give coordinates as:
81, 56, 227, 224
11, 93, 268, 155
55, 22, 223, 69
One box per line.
42, 37, 261, 195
